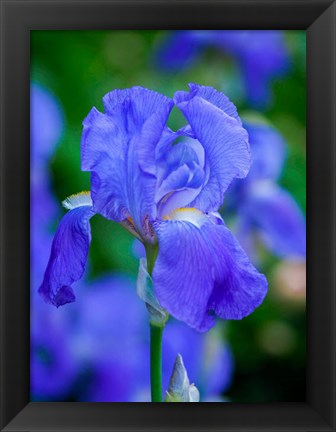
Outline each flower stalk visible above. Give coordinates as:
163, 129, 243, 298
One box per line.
143, 243, 167, 402
150, 322, 164, 402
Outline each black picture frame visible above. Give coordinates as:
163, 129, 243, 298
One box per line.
1, 0, 335, 431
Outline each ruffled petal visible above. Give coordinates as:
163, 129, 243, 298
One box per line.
175, 83, 242, 124
81, 87, 173, 232
174, 84, 251, 212
244, 183, 306, 258
152, 217, 267, 332
38, 205, 94, 307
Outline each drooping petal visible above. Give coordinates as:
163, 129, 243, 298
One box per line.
243, 182, 306, 258
153, 215, 267, 332
174, 84, 251, 213
38, 201, 94, 307
81, 87, 173, 233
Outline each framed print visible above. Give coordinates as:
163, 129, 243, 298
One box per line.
0, 0, 335, 431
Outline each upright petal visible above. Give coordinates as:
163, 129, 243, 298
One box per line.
154, 127, 207, 217
175, 83, 242, 125
81, 87, 173, 233
153, 216, 267, 332
174, 84, 251, 213
39, 201, 94, 307
243, 183, 306, 258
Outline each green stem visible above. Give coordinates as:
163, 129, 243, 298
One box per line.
150, 323, 164, 402
145, 243, 158, 275
145, 243, 165, 402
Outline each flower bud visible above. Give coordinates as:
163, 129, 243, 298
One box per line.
165, 354, 200, 402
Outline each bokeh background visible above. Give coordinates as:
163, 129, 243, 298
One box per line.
31, 30, 306, 402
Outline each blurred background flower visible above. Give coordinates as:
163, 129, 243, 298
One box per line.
155, 30, 290, 109
223, 119, 306, 262
31, 29, 306, 402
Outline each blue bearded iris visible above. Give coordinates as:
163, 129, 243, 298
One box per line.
39, 83, 268, 332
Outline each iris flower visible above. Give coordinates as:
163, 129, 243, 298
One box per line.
39, 84, 267, 332
226, 121, 306, 260
156, 31, 290, 108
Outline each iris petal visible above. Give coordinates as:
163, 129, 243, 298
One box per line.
156, 140, 200, 187
81, 87, 173, 233
155, 164, 191, 203
153, 218, 267, 332
175, 85, 251, 213
39, 205, 94, 307
175, 83, 242, 125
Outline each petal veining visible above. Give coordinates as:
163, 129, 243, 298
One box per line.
39, 204, 95, 307
153, 218, 267, 331
175, 84, 251, 213
81, 87, 173, 235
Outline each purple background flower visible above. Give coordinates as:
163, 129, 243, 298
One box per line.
156, 31, 290, 108
225, 121, 306, 261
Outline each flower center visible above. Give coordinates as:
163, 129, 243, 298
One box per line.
164, 207, 207, 228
